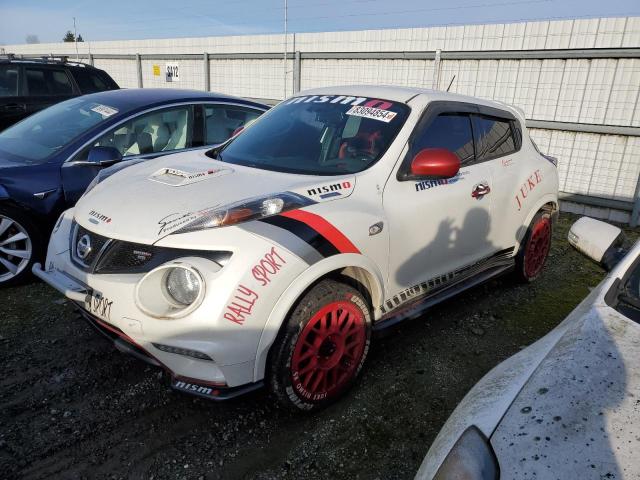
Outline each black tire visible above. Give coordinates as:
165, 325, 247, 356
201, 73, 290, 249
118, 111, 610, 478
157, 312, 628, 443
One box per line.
268, 279, 372, 412
0, 205, 42, 287
514, 211, 552, 283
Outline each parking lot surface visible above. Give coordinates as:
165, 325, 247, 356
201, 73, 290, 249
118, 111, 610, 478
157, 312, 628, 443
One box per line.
0, 214, 627, 479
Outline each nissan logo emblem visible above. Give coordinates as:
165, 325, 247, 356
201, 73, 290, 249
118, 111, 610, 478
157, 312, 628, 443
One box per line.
76, 234, 92, 260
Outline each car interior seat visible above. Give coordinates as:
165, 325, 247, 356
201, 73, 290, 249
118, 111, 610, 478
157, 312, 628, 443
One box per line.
206, 108, 244, 144
163, 110, 189, 151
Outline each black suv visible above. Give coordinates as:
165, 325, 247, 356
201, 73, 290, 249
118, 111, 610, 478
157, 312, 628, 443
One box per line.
0, 55, 119, 131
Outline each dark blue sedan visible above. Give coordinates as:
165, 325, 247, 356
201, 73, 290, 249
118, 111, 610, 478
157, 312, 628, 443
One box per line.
0, 88, 268, 286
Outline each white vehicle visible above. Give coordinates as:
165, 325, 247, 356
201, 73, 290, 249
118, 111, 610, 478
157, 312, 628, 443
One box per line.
415, 217, 639, 480
34, 86, 559, 411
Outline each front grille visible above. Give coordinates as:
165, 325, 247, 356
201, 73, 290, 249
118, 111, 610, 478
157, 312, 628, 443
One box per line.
69, 221, 233, 275
70, 222, 111, 271
95, 241, 158, 274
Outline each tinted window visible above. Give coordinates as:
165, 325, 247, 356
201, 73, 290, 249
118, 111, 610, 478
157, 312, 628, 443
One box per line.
74, 69, 109, 93
0, 66, 19, 97
216, 95, 410, 175
25, 68, 48, 95
0, 97, 121, 164
79, 105, 194, 159
411, 113, 475, 164
473, 115, 517, 160
204, 105, 262, 144
50, 70, 73, 95
25, 68, 73, 96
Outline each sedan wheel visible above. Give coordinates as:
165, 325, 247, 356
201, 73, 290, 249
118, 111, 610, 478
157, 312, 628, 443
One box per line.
0, 214, 34, 284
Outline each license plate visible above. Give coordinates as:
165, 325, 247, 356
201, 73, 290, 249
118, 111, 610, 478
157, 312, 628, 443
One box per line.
84, 290, 114, 322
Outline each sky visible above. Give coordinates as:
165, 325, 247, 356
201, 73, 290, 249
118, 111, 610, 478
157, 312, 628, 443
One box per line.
1, 0, 639, 45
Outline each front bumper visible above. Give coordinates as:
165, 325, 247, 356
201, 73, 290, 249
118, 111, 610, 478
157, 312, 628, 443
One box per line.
33, 262, 267, 401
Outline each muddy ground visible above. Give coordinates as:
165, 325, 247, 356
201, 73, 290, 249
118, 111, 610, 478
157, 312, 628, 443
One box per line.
0, 213, 634, 479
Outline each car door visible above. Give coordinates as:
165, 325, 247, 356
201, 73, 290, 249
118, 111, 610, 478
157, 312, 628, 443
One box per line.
23, 66, 76, 117
471, 113, 531, 251
383, 104, 495, 299
0, 64, 28, 130
61, 104, 198, 204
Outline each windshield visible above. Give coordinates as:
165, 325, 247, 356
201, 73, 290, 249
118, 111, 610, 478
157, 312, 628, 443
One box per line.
0, 97, 121, 164
616, 256, 640, 323
213, 95, 409, 175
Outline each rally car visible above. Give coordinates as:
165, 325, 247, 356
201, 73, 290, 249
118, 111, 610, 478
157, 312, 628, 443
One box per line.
34, 86, 559, 411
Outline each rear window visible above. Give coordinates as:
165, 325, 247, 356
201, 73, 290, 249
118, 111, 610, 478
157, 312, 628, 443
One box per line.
216, 95, 410, 175
472, 115, 518, 161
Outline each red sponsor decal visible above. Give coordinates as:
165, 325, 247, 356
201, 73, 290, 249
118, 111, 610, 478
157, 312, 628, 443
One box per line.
223, 284, 259, 325
252, 247, 287, 286
515, 169, 542, 211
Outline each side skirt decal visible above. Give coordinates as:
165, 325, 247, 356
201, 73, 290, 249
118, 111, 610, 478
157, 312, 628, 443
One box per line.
377, 247, 516, 324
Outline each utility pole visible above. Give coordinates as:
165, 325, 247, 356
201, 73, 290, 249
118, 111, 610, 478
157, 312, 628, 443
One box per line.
283, 0, 288, 100
73, 17, 79, 60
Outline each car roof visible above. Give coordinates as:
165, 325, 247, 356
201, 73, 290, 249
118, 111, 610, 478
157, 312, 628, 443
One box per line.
75, 88, 269, 112
298, 85, 524, 120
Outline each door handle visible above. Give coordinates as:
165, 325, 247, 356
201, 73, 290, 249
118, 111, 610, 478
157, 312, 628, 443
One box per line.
471, 183, 491, 199
2, 103, 26, 112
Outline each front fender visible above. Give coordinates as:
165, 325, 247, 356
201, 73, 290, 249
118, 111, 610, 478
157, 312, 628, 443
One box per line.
253, 252, 385, 382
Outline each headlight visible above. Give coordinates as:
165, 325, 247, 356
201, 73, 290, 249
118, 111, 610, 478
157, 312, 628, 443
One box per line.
434, 426, 499, 480
172, 192, 313, 235
135, 263, 207, 319
164, 267, 201, 306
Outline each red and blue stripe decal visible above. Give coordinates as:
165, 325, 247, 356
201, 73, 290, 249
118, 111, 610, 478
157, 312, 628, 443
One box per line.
259, 210, 360, 258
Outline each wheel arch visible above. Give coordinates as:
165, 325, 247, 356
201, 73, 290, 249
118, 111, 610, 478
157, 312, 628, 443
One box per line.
515, 194, 558, 251
253, 253, 385, 382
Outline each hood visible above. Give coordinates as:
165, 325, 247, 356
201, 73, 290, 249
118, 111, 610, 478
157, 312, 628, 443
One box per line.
491, 304, 640, 479
74, 149, 356, 244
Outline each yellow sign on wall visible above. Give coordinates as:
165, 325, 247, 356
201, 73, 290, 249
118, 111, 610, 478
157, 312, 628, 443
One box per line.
152, 65, 160, 76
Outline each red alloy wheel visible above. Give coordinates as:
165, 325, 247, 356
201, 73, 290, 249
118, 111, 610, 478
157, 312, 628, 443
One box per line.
524, 216, 551, 279
290, 301, 367, 402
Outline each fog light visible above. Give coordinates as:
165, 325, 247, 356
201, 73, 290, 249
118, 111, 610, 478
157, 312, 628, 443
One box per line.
164, 267, 201, 305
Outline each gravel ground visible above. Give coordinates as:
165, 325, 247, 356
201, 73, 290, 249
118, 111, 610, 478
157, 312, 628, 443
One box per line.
0, 213, 634, 480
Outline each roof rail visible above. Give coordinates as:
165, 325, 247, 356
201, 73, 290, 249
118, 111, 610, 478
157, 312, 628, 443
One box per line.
0, 53, 91, 67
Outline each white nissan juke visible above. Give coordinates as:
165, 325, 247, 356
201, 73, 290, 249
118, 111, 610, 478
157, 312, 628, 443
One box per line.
35, 86, 559, 411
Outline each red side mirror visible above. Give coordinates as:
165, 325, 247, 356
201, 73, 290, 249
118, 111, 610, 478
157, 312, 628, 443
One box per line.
410, 148, 460, 178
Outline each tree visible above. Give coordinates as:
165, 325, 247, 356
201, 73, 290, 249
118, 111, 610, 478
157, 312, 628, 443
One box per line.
76, 34, 84, 42
25, 34, 40, 44
63, 30, 75, 42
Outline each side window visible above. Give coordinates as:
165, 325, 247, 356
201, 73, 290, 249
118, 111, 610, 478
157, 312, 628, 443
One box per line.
204, 105, 262, 145
25, 68, 48, 95
0, 66, 19, 97
50, 70, 73, 95
472, 115, 518, 161
411, 113, 475, 165
25, 68, 73, 96
74, 70, 109, 93
77, 106, 194, 160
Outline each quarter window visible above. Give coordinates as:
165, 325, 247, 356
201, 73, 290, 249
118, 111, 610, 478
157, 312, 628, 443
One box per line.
204, 105, 262, 145
0, 66, 19, 97
78, 105, 194, 159
472, 115, 517, 161
74, 70, 110, 93
411, 113, 475, 165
